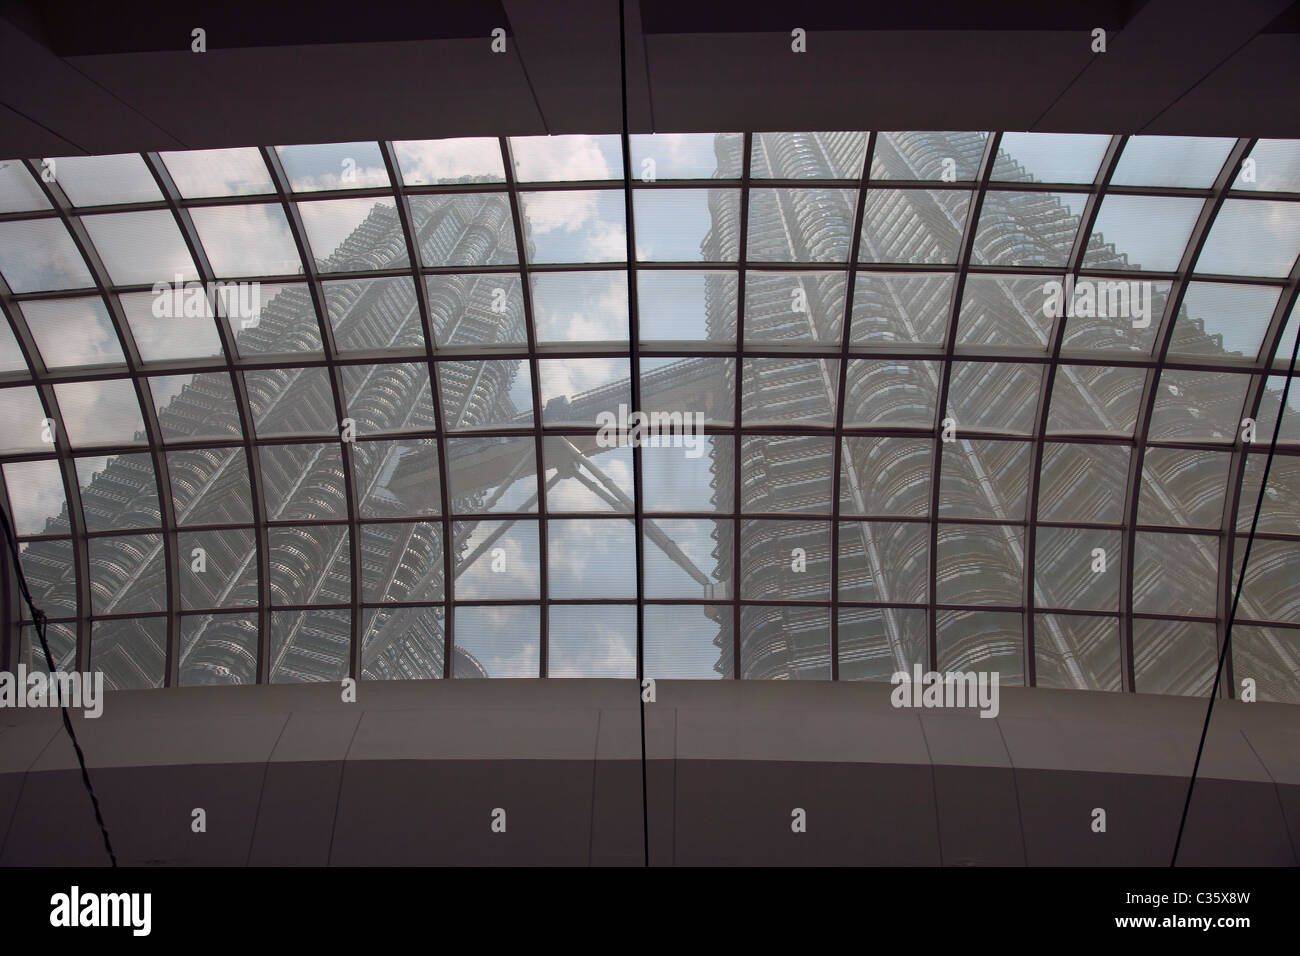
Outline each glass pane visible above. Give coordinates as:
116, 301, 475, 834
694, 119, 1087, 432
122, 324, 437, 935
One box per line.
53, 153, 161, 206
1111, 136, 1234, 188
638, 269, 736, 343
1233, 537, 1299, 624
1149, 369, 1249, 442
840, 437, 932, 517
3, 459, 67, 536
227, 282, 320, 356
746, 188, 855, 262
168, 448, 253, 525
246, 367, 337, 438
645, 605, 731, 679
1196, 200, 1300, 277
1034, 527, 1120, 611
740, 435, 834, 513
0, 313, 25, 372
452, 519, 539, 599
743, 271, 845, 343
409, 194, 517, 267
120, 289, 224, 363
939, 439, 1031, 520
972, 191, 1085, 267
643, 518, 731, 599
178, 528, 258, 609
630, 133, 743, 180
17, 539, 77, 618
1046, 364, 1145, 436
531, 270, 628, 342
543, 436, 633, 513
54, 380, 146, 447
993, 133, 1109, 184
152, 373, 243, 443
520, 190, 625, 263
739, 519, 830, 601
324, 276, 421, 352
548, 605, 636, 677
1255, 376, 1300, 444
76, 453, 160, 531
22, 296, 125, 369
947, 362, 1039, 434
1083, 196, 1202, 272
453, 605, 539, 678
1138, 448, 1231, 529
180, 613, 259, 686
354, 438, 441, 517
538, 358, 629, 426
0, 218, 93, 292
92, 617, 166, 690
438, 359, 532, 429
871, 131, 988, 181
838, 607, 928, 681
298, 197, 406, 272
936, 524, 1023, 605
838, 521, 928, 604
957, 275, 1052, 350
394, 138, 505, 185
1172, 282, 1280, 360
269, 609, 351, 683
750, 132, 867, 179
446, 435, 537, 514
1059, 280, 1169, 354
0, 386, 51, 453
1234, 140, 1300, 192
936, 610, 1023, 684
547, 518, 636, 598
361, 606, 445, 681
268, 525, 350, 605
1037, 443, 1129, 523
1237, 453, 1300, 534
642, 355, 733, 426
1133, 618, 1215, 696
20, 621, 77, 673
426, 273, 526, 347
510, 135, 622, 182
162, 148, 273, 198
1035, 614, 1120, 691
1134, 532, 1217, 616
0, 159, 50, 212
360, 521, 442, 602
642, 435, 733, 513
635, 189, 739, 261
741, 358, 839, 426
277, 142, 389, 191
859, 188, 970, 264
259, 443, 347, 520
340, 362, 436, 435
191, 204, 303, 278
740, 604, 831, 680
88, 532, 165, 613
850, 272, 952, 346
82, 210, 198, 285
1232, 626, 1300, 704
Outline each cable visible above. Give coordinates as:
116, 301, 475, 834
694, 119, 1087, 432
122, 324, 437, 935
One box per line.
1170, 318, 1300, 866
0, 508, 117, 867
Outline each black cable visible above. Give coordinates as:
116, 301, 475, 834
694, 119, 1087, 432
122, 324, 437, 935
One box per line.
1171, 319, 1300, 866
616, 0, 651, 869
0, 508, 117, 867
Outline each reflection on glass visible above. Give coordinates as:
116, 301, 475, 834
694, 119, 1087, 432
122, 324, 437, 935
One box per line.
645, 605, 731, 679
740, 604, 831, 679
1034, 614, 1120, 691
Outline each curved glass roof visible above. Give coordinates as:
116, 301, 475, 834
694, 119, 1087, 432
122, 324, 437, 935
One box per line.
0, 132, 1296, 700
